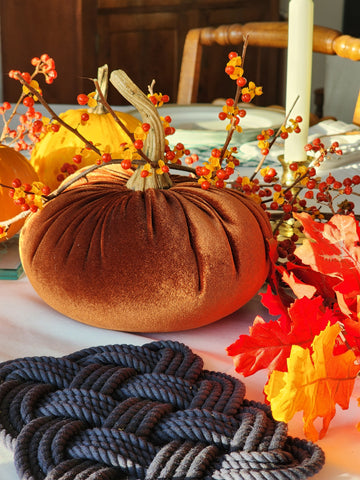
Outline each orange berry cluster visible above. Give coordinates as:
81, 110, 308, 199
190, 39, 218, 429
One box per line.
2, 54, 58, 152
148, 93, 170, 108
9, 54, 57, 86
8, 177, 50, 213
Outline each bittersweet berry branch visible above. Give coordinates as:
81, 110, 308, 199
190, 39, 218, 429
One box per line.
14, 73, 102, 157
219, 36, 249, 163
250, 95, 300, 181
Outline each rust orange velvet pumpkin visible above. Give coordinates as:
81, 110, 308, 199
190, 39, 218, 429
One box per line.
19, 165, 272, 332
0, 145, 38, 242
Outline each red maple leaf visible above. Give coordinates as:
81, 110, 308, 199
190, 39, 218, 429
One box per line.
227, 295, 337, 376
294, 212, 360, 296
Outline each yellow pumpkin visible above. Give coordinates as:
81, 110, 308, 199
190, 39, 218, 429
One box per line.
30, 64, 141, 191
30, 108, 140, 191
0, 145, 38, 242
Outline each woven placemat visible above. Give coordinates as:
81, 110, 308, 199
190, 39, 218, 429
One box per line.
0, 340, 324, 479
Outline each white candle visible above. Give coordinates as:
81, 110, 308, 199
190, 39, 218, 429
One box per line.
284, 0, 314, 163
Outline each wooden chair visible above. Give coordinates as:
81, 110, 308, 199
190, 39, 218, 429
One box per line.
177, 22, 360, 124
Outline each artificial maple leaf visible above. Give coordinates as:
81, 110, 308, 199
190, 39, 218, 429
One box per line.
264, 322, 360, 442
294, 212, 360, 296
227, 295, 337, 376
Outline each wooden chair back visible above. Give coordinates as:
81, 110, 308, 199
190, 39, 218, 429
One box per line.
177, 22, 360, 124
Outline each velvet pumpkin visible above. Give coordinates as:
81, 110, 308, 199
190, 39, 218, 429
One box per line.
19, 164, 272, 332
30, 66, 140, 191
0, 145, 38, 242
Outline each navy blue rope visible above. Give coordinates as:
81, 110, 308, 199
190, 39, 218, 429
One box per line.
0, 340, 325, 479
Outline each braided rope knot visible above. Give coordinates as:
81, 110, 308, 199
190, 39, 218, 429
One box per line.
0, 340, 324, 479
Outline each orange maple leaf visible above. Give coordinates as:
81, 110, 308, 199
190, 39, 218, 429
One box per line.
265, 322, 360, 441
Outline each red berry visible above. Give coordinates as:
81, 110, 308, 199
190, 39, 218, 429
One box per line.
140, 169, 149, 178
81, 112, 90, 122
32, 120, 43, 132
161, 165, 170, 173
295, 116, 303, 123
307, 167, 316, 177
51, 123, 60, 132
30, 205, 38, 213
166, 150, 176, 161
41, 186, 51, 195
211, 148, 221, 158
228, 51, 238, 59
261, 148, 269, 156
77, 94, 88, 106
239, 109, 246, 117
121, 159, 132, 170
306, 179, 316, 189
305, 191, 313, 199
102, 153, 112, 163
280, 132, 288, 140
134, 139, 143, 150
225, 65, 235, 75
333, 181, 342, 189
236, 77, 247, 87
142, 123, 150, 132
12, 178, 22, 188
201, 180, 211, 190
72, 154, 82, 164
352, 175, 360, 185
270, 201, 278, 210
162, 94, 170, 103
23, 96, 34, 108
216, 169, 228, 180
241, 93, 251, 103
226, 98, 234, 106
289, 162, 298, 171
218, 111, 227, 121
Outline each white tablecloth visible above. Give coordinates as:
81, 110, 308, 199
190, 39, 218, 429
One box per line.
0, 274, 360, 479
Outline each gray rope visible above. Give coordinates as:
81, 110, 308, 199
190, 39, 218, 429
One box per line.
0, 340, 325, 479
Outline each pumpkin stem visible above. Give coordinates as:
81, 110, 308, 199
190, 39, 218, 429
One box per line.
88, 65, 109, 115
126, 166, 173, 191
110, 70, 165, 166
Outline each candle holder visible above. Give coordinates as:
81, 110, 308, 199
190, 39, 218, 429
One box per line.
277, 154, 313, 186
275, 154, 313, 239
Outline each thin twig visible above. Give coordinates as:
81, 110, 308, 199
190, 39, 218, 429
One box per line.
250, 95, 300, 181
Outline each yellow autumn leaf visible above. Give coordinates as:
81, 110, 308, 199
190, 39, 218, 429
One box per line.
265, 323, 360, 441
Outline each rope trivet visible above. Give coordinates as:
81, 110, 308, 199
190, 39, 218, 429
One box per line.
0, 340, 324, 479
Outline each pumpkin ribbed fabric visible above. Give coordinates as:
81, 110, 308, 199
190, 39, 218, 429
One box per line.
0, 340, 324, 479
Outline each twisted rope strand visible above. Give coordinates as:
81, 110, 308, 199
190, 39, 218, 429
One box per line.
0, 340, 325, 480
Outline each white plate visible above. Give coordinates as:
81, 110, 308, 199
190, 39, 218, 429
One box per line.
129, 104, 285, 148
